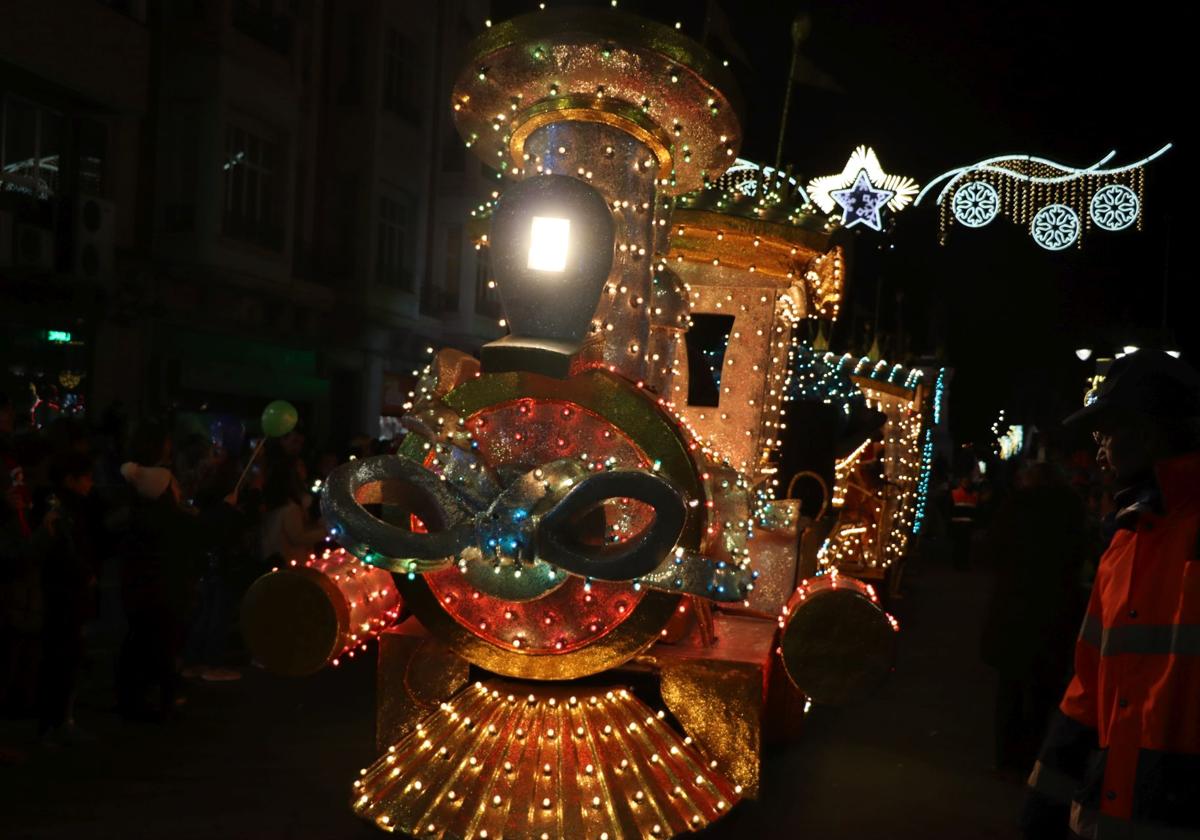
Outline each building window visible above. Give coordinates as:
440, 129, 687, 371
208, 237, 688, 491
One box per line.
77, 119, 108, 198
382, 27, 421, 122
291, 159, 312, 278
96, 0, 148, 22
232, 0, 293, 56
1, 96, 63, 201
443, 226, 463, 313
338, 14, 365, 105
223, 124, 283, 250
376, 191, 414, 289
163, 110, 196, 232
475, 247, 502, 319
336, 175, 359, 264
441, 131, 464, 173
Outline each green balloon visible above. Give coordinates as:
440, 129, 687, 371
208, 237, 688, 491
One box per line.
261, 400, 299, 438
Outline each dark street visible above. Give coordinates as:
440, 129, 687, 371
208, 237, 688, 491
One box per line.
3, 2, 1193, 838
2, 547, 1022, 840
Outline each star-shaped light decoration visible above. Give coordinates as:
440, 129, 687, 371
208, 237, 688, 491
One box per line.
808, 145, 919, 232
830, 170, 895, 231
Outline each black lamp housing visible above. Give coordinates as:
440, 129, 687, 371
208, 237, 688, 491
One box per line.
482, 174, 616, 378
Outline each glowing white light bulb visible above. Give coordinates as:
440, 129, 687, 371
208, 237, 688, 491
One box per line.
527, 216, 570, 272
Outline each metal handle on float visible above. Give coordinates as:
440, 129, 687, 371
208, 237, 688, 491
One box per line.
320, 456, 476, 573
785, 470, 830, 521
535, 469, 687, 581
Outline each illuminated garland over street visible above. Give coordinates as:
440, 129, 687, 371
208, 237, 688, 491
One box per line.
482, 141, 1173, 254
914, 144, 1172, 249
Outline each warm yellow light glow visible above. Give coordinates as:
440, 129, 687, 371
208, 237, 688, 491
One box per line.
527, 215, 570, 272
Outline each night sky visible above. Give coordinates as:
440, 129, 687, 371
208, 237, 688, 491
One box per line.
492, 0, 1193, 445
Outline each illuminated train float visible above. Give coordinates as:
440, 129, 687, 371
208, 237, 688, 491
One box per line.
242, 9, 905, 838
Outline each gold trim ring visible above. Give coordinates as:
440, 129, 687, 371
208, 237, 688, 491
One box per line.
510, 96, 674, 181
396, 369, 701, 681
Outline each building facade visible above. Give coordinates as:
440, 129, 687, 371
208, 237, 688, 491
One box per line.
0, 0, 498, 445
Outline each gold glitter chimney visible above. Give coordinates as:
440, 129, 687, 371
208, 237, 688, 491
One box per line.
452, 8, 743, 383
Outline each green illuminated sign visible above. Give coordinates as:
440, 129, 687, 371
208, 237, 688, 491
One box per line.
46, 330, 72, 343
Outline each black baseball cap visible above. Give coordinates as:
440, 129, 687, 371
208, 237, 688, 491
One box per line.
1064, 350, 1200, 429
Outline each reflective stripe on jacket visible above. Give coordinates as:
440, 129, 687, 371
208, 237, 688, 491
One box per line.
1028, 450, 1200, 838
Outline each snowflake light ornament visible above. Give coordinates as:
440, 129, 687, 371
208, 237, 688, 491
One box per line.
1031, 204, 1080, 251
1089, 184, 1139, 231
950, 181, 999, 228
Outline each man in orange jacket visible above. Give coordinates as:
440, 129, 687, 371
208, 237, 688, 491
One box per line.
1022, 350, 1200, 839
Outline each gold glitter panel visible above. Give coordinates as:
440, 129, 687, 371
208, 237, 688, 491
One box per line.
672, 267, 795, 475
353, 680, 742, 839
377, 620, 472, 752
636, 613, 776, 797
670, 210, 828, 278
633, 619, 772, 787
645, 267, 690, 397
741, 499, 802, 615
432, 350, 483, 398
660, 661, 763, 797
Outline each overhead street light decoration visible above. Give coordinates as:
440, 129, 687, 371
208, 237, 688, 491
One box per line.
914, 144, 1173, 249
807, 145, 920, 233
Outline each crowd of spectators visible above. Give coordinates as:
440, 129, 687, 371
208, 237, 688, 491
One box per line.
0, 392, 393, 752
